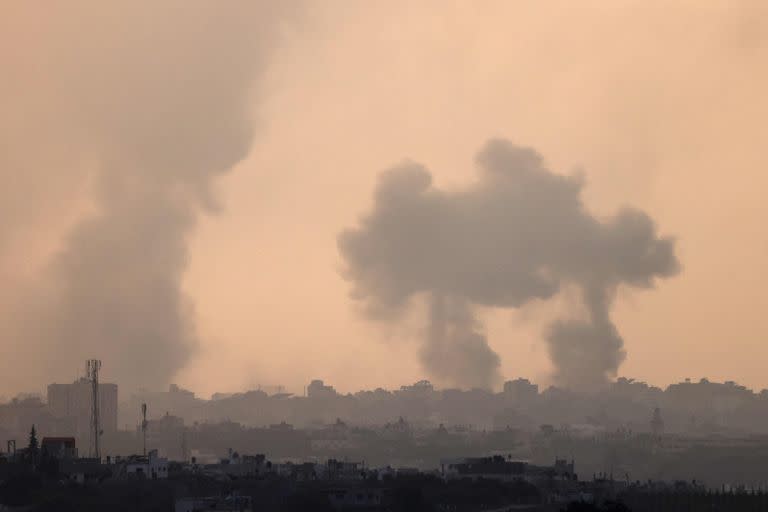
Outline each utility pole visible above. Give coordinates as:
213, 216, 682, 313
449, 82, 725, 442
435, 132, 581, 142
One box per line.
86, 359, 102, 460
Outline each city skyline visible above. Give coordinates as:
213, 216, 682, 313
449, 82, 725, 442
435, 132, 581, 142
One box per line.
3, 3, 768, 510
7, 369, 768, 403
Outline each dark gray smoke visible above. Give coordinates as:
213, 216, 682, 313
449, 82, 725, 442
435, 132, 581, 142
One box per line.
339, 139, 680, 390
0, 2, 294, 392
422, 294, 501, 389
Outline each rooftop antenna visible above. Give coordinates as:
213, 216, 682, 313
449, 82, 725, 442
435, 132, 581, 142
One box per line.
86, 359, 102, 460
141, 403, 148, 457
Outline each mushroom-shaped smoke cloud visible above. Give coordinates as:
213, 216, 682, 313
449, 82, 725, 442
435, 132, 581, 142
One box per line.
339, 139, 680, 390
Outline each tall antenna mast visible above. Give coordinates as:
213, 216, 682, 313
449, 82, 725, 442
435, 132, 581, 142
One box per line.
86, 359, 102, 459
141, 403, 148, 457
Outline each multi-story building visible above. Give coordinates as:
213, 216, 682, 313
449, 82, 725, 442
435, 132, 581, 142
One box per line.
307, 380, 337, 398
47, 378, 118, 437
502, 378, 539, 402
141, 412, 186, 460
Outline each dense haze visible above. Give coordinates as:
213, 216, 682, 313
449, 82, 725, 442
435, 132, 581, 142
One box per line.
340, 139, 678, 390
0, 2, 293, 391
1, 2, 767, 397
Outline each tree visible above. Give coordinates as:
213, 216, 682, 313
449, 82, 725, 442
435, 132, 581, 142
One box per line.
27, 425, 39, 465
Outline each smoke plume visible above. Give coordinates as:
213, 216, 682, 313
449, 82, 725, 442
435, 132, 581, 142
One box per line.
0, 2, 293, 391
339, 139, 680, 390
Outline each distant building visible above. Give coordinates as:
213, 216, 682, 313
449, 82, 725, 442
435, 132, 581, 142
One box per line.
0, 395, 58, 440
307, 380, 337, 398
41, 437, 77, 459
141, 413, 185, 460
443, 455, 576, 483
503, 378, 539, 402
275, 461, 316, 481
216, 452, 270, 478
327, 488, 383, 510
59, 457, 110, 484
269, 421, 294, 431
382, 416, 411, 440
176, 495, 253, 512
126, 384, 201, 426
321, 458, 365, 480
118, 449, 169, 479
253, 384, 286, 396
310, 418, 358, 452
399, 380, 434, 396
47, 378, 118, 436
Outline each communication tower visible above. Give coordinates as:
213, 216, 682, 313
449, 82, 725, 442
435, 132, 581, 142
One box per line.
141, 402, 148, 457
86, 359, 102, 459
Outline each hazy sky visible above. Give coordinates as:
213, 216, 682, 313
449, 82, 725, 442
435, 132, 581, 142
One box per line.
2, 1, 767, 397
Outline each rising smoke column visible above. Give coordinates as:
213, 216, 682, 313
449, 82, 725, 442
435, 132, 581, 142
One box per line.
2, 2, 294, 391
338, 139, 680, 390
422, 294, 501, 389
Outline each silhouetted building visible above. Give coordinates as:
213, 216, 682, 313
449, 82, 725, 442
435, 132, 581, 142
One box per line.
399, 380, 434, 396
443, 455, 576, 483
41, 436, 77, 459
47, 378, 118, 436
141, 412, 185, 460
503, 378, 539, 402
118, 449, 169, 479
176, 495, 253, 512
0, 395, 58, 440
307, 379, 337, 398
123, 384, 205, 428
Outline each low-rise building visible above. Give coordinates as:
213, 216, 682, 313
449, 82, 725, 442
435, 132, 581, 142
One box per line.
115, 449, 169, 479
41, 437, 77, 459
327, 488, 383, 510
175, 494, 253, 512
320, 459, 365, 480
442, 455, 576, 484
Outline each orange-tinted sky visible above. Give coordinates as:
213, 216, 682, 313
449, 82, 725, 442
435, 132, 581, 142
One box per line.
2, 2, 768, 398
